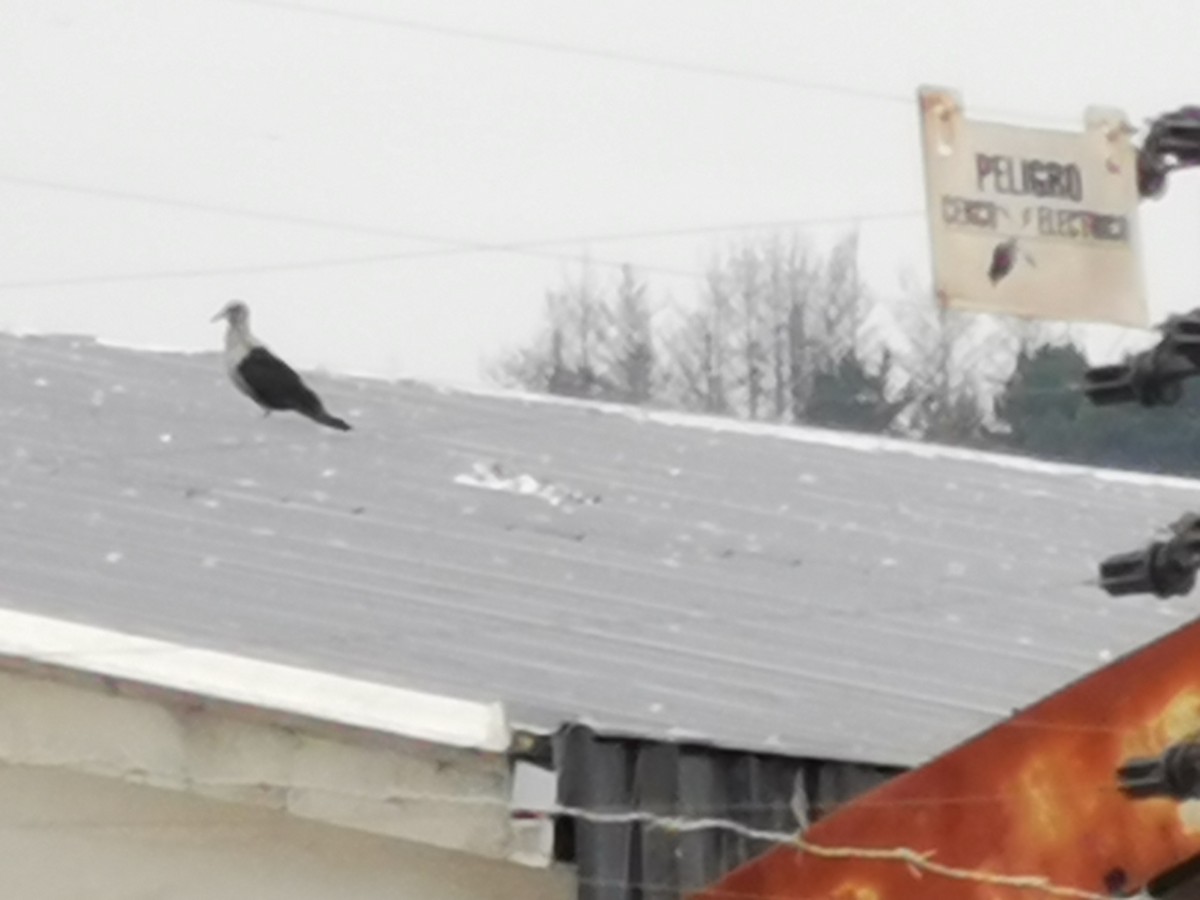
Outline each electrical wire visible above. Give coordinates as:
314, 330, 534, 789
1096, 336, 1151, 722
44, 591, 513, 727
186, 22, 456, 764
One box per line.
0, 20, 1176, 895
0, 184, 923, 290
0, 172, 702, 282
220, 0, 921, 103
217, 0, 1080, 128
0, 6, 1127, 297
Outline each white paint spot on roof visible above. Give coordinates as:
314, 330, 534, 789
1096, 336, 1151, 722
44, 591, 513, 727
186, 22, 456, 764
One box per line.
104, 551, 123, 564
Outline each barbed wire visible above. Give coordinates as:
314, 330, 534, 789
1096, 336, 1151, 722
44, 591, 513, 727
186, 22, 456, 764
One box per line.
545, 803, 1113, 900
0, 806, 1126, 900
3, 766, 1118, 900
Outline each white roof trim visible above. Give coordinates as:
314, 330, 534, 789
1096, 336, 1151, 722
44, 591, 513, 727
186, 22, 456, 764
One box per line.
0, 605, 510, 753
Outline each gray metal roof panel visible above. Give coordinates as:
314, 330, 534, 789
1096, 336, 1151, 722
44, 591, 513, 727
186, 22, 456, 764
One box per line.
1, 332, 1198, 767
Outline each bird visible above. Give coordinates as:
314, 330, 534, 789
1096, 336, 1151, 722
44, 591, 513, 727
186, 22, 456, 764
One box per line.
987, 237, 1019, 284
211, 300, 352, 431
987, 237, 1035, 285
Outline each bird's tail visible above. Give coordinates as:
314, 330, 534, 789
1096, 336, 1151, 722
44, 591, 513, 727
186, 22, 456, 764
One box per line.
308, 408, 352, 431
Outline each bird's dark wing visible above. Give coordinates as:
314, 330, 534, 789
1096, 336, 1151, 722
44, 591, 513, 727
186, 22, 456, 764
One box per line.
236, 346, 319, 412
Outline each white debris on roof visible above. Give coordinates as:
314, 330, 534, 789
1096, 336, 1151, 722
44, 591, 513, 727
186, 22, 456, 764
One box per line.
454, 461, 601, 510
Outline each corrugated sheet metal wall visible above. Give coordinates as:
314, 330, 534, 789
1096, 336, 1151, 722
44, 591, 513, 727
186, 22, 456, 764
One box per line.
554, 725, 899, 900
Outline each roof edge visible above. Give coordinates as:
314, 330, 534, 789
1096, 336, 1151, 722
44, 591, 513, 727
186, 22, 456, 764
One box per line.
0, 604, 511, 753
22, 333, 1200, 495
425, 380, 1200, 493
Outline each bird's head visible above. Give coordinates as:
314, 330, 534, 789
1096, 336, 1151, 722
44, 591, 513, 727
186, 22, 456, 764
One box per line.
211, 300, 249, 327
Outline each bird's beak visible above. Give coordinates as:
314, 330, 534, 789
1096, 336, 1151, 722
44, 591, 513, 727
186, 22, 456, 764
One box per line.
211, 309, 228, 323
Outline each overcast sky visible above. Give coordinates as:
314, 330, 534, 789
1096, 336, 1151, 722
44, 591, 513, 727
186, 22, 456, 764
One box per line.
4, 0, 1200, 386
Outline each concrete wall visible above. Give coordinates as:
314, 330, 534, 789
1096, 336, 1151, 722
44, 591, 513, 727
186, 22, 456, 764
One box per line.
0, 762, 574, 900
0, 666, 527, 861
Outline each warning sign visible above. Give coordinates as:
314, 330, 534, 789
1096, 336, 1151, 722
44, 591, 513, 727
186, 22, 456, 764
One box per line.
918, 85, 1148, 327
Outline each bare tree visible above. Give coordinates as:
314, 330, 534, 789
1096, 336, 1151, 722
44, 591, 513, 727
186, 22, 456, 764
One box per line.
495, 232, 997, 448
668, 307, 730, 414
663, 231, 897, 428
890, 283, 997, 442
488, 263, 615, 399
731, 243, 769, 419
678, 235, 819, 422
764, 233, 818, 421
663, 259, 739, 415
556, 262, 611, 396
815, 229, 864, 366
605, 265, 657, 404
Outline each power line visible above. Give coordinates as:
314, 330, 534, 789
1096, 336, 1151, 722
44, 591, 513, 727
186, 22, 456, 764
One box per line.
525, 209, 924, 246
0, 173, 921, 244
220, 0, 914, 105
218, 0, 1078, 128
0, 187, 922, 290
0, 173, 458, 243
0, 172, 701, 282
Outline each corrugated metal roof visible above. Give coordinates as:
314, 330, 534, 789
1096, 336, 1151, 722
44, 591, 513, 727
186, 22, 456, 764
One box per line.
2, 332, 1199, 768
